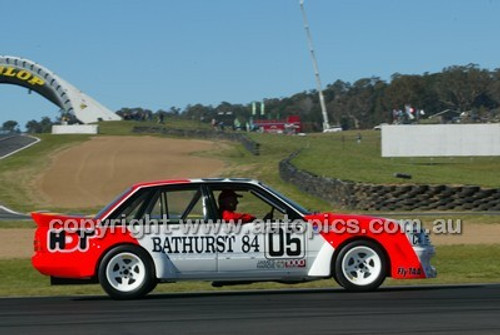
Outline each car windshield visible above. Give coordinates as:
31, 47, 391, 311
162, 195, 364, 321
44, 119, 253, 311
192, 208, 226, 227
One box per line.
94, 187, 133, 219
259, 182, 311, 215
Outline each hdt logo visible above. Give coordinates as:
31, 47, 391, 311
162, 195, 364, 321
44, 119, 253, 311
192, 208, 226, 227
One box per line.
48, 229, 97, 252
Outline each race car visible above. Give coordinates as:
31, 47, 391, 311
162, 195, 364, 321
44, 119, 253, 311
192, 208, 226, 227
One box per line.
32, 178, 436, 299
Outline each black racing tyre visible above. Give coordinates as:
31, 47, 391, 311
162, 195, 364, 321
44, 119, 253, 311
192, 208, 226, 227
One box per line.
146, 280, 158, 295
334, 240, 387, 292
439, 190, 455, 198
98, 245, 156, 300
462, 203, 475, 210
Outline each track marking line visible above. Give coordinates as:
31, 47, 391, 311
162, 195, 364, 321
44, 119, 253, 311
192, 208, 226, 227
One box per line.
0, 135, 41, 160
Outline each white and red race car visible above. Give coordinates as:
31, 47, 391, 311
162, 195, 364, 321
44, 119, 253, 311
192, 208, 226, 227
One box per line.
32, 178, 436, 299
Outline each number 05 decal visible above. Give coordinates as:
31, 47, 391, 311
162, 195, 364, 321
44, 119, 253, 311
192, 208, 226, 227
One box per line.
265, 224, 305, 259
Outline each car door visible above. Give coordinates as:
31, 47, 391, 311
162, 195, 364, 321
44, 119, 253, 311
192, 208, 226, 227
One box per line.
134, 184, 218, 279
207, 184, 308, 279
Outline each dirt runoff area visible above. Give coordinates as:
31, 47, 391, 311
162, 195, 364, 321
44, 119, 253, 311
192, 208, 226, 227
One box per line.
34, 136, 226, 209
2, 223, 499, 259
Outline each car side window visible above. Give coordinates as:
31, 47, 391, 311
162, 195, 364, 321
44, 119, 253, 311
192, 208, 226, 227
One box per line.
149, 191, 167, 220
239, 189, 288, 221
167, 188, 205, 222
209, 185, 288, 221
143, 187, 205, 223
109, 189, 152, 221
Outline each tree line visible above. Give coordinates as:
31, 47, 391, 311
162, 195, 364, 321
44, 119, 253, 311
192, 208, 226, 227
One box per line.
2, 63, 499, 133
178, 64, 500, 130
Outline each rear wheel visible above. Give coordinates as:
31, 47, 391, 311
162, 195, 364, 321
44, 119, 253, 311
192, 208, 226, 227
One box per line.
334, 240, 386, 291
98, 245, 156, 300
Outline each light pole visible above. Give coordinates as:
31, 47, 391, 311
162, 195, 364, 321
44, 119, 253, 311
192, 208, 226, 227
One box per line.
299, 0, 330, 131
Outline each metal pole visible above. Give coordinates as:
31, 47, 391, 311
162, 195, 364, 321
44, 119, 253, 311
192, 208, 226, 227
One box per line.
299, 0, 330, 131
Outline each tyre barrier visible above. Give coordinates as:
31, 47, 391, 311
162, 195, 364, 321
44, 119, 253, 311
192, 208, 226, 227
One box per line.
133, 126, 260, 156
279, 151, 500, 211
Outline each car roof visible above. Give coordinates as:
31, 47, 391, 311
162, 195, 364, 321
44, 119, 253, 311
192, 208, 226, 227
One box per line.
131, 178, 260, 190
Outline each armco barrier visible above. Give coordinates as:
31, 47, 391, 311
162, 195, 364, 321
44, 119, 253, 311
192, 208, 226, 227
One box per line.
132, 126, 260, 155
279, 151, 500, 211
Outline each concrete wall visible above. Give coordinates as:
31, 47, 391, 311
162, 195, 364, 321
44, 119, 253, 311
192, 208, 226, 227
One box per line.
382, 124, 500, 157
52, 125, 98, 134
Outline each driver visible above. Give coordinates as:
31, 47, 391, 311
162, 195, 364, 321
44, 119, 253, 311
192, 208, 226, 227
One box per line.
218, 189, 256, 224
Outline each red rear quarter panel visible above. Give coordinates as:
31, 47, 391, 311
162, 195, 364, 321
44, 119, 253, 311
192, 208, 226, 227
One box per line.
31, 212, 138, 278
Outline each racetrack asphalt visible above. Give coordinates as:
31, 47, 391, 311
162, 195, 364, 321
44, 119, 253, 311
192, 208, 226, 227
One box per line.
0, 134, 39, 159
1, 284, 499, 334
0, 206, 29, 220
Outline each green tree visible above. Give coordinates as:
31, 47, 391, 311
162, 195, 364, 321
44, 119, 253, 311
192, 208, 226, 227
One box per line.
25, 117, 53, 133
385, 74, 426, 109
2, 120, 19, 132
488, 68, 500, 105
435, 64, 492, 111
25, 120, 42, 133
39, 117, 54, 133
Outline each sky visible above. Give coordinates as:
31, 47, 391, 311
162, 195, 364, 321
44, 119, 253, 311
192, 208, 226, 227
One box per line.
1, 0, 500, 128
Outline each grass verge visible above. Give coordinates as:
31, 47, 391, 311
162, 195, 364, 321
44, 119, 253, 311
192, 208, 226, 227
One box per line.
1, 244, 498, 297
0, 134, 91, 213
0, 220, 35, 229
291, 130, 500, 188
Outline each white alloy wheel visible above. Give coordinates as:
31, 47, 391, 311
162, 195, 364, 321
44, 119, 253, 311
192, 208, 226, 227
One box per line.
106, 252, 146, 292
334, 240, 387, 291
341, 246, 382, 286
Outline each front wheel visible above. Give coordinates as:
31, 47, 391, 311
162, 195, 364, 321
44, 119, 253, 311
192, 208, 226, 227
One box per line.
98, 245, 156, 300
334, 240, 387, 291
